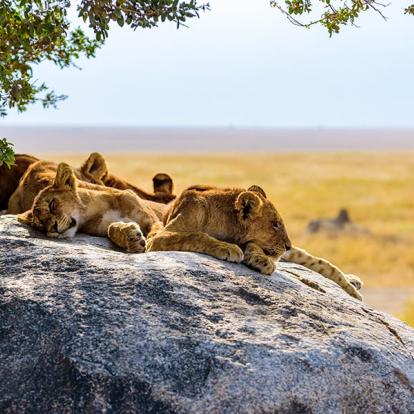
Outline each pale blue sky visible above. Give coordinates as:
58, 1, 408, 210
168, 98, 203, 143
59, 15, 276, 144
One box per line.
4, 0, 414, 127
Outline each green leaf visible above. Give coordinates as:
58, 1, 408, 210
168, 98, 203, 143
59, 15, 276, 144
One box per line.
117, 15, 125, 27
0, 138, 15, 168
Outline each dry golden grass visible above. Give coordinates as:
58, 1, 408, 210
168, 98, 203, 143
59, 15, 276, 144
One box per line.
401, 299, 414, 326
43, 151, 414, 290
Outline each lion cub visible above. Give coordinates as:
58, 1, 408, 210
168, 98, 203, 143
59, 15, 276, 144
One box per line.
18, 163, 163, 253
8, 152, 175, 214
147, 185, 362, 300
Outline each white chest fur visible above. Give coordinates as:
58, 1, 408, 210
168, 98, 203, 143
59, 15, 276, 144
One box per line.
101, 210, 134, 227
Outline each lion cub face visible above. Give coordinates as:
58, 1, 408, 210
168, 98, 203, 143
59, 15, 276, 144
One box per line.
18, 163, 83, 238
235, 186, 292, 259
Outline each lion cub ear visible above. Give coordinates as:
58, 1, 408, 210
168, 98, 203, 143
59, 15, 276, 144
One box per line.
18, 210, 33, 225
54, 163, 77, 191
153, 173, 174, 194
235, 191, 263, 220
80, 152, 108, 184
247, 185, 267, 199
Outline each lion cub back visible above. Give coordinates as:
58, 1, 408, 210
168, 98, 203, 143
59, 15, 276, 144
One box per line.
165, 185, 239, 226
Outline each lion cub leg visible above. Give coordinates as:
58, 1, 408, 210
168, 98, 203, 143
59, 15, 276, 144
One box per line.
283, 247, 363, 301
147, 230, 244, 263
243, 242, 276, 275
108, 222, 147, 253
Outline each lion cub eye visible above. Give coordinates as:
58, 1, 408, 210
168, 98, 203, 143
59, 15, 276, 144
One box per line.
49, 200, 57, 213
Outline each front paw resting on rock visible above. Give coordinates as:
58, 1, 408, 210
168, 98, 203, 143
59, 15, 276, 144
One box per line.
213, 243, 244, 263
108, 222, 146, 253
244, 253, 276, 275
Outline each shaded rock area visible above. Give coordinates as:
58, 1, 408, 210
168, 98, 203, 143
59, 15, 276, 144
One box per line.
0, 215, 413, 413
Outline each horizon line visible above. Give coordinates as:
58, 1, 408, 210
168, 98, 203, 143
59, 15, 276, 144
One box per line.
2, 124, 414, 131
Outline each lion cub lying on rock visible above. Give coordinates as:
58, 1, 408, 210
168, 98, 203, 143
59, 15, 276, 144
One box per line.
19, 163, 163, 253
147, 185, 362, 300
8, 152, 174, 214
19, 164, 362, 300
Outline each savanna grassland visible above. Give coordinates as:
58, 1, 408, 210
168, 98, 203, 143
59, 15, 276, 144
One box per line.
42, 152, 414, 322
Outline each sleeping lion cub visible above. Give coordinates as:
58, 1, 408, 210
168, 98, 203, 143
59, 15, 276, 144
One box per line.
18, 163, 164, 253
19, 166, 362, 300
8, 152, 174, 214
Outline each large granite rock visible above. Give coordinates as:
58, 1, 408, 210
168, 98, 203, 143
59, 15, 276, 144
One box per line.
0, 215, 413, 413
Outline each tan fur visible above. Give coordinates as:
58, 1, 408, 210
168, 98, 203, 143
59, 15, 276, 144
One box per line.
8, 152, 175, 214
147, 184, 290, 265
18, 163, 163, 252
282, 247, 363, 300
14, 160, 362, 300
147, 185, 363, 300
9, 160, 82, 214
80, 152, 176, 204
153, 173, 174, 195
0, 154, 38, 210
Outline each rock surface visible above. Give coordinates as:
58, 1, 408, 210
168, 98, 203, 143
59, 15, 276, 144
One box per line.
0, 215, 413, 414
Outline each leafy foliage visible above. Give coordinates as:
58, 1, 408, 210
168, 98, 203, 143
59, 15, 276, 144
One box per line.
0, 0, 209, 117
405, 4, 414, 15
0, 0, 411, 119
0, 1, 99, 116
0, 138, 15, 168
78, 0, 210, 40
271, 0, 413, 36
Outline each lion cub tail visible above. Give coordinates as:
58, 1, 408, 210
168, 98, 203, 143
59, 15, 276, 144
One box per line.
282, 247, 363, 301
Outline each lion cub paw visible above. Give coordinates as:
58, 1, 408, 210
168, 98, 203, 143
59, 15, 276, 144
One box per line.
108, 222, 146, 253
245, 254, 276, 275
214, 243, 244, 263
124, 225, 147, 253
346, 274, 363, 291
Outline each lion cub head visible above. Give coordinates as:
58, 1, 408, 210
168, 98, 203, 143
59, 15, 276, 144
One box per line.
235, 185, 292, 258
18, 163, 83, 238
